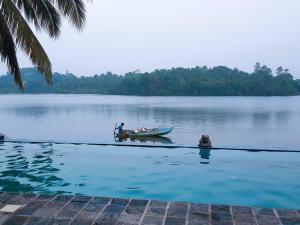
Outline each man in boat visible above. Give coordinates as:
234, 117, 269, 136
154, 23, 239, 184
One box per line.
116, 122, 125, 134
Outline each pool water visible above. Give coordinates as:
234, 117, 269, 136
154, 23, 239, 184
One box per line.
0, 142, 299, 209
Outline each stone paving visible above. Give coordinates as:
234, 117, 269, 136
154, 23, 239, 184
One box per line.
0, 192, 299, 225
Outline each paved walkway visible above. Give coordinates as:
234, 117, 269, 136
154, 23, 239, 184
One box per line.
0, 192, 299, 225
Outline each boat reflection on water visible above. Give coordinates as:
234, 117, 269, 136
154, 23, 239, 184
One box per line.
116, 136, 174, 145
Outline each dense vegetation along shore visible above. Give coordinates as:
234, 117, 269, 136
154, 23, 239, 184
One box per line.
0, 64, 299, 96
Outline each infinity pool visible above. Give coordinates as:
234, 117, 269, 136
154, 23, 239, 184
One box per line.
0, 142, 299, 209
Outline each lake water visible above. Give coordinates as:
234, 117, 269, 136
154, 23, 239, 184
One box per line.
0, 94, 300, 149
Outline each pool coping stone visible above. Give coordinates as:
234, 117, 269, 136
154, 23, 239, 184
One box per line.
0, 192, 299, 225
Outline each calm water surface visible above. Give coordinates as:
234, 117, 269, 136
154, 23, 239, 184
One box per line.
0, 94, 299, 149
0, 142, 299, 209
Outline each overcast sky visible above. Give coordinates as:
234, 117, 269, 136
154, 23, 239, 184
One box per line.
1, 0, 300, 77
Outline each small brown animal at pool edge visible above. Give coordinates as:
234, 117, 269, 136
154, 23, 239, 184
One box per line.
198, 134, 212, 148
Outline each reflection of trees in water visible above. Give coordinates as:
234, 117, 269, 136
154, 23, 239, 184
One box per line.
122, 106, 291, 127
121, 106, 246, 127
4, 102, 292, 128
252, 112, 271, 128
6, 106, 50, 120
0, 143, 69, 193
5, 104, 115, 120
252, 110, 291, 129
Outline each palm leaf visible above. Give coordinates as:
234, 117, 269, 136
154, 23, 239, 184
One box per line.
0, 0, 88, 90
0, 10, 23, 89
51, 0, 86, 30
11, 0, 61, 37
25, 0, 61, 37
1, 0, 52, 84
11, 0, 41, 31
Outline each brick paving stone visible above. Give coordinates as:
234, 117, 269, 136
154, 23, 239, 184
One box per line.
14, 200, 48, 216
55, 208, 79, 219
167, 202, 188, 218
35, 194, 57, 201
93, 221, 115, 225
146, 207, 166, 217
141, 216, 163, 225
2, 215, 28, 225
253, 208, 275, 217
111, 198, 129, 206
8, 194, 36, 205
233, 214, 256, 223
47, 218, 71, 225
211, 212, 232, 222
21, 193, 37, 199
0, 192, 299, 225
190, 203, 209, 213
129, 199, 148, 207
276, 209, 299, 218
188, 221, 209, 225
103, 205, 126, 214
70, 219, 94, 225
188, 211, 209, 225
232, 206, 253, 215
165, 217, 186, 225
54, 195, 73, 202
211, 204, 231, 214
50, 200, 70, 208
116, 213, 142, 224
55, 198, 88, 219
255, 215, 281, 225
24, 216, 52, 225
71, 196, 92, 203
25, 200, 48, 208
85, 202, 106, 212
279, 216, 300, 225
115, 223, 135, 225
95, 212, 121, 224
234, 222, 257, 225
0, 193, 20, 205
0, 213, 10, 225
149, 200, 167, 208
63, 200, 87, 211
76, 210, 99, 220
33, 206, 61, 218
166, 207, 187, 218
75, 201, 106, 220
125, 206, 146, 215
169, 202, 188, 209
75, 202, 106, 220
211, 222, 233, 225
91, 197, 111, 205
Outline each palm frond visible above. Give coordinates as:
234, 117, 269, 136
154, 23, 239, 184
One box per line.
33, 0, 61, 37
0, 0, 88, 90
11, 0, 41, 31
1, 0, 52, 84
0, 10, 23, 89
12, 0, 61, 38
51, 0, 86, 30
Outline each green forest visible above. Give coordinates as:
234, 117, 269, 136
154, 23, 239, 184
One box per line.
0, 63, 299, 96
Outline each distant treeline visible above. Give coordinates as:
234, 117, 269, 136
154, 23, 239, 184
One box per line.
0, 63, 300, 96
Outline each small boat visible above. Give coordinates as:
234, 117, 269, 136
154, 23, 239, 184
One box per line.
116, 127, 173, 138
